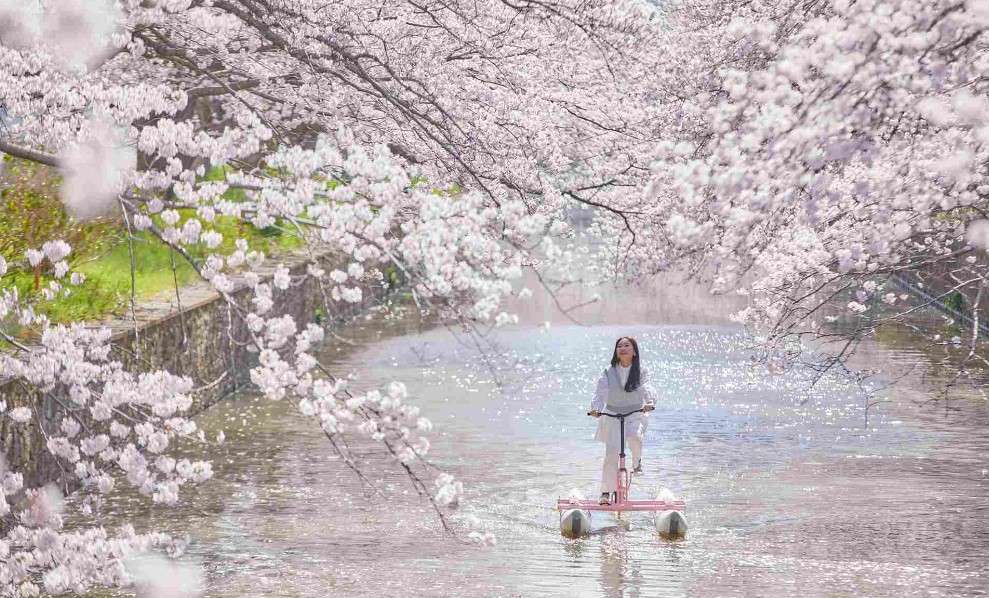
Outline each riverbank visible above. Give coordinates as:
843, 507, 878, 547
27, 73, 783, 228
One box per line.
0, 248, 397, 489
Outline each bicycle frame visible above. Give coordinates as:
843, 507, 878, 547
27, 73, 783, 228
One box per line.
556, 408, 685, 514
605, 409, 633, 505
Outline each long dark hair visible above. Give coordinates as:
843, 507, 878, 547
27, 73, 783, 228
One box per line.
610, 336, 641, 391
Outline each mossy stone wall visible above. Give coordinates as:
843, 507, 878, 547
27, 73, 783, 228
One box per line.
1, 252, 389, 490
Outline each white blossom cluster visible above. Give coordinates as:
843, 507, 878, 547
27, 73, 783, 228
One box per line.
0, 318, 209, 594
612, 0, 989, 366
0, 0, 659, 590
0, 459, 187, 596
15, 0, 983, 588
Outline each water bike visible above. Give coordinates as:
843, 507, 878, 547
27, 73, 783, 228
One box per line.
556, 407, 687, 539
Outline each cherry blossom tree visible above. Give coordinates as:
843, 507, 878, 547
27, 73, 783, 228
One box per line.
613, 0, 989, 393
0, 0, 664, 594
9, 0, 984, 592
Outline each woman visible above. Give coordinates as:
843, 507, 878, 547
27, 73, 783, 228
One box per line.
588, 336, 655, 505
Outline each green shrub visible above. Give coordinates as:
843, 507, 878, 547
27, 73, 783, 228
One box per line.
944, 291, 966, 314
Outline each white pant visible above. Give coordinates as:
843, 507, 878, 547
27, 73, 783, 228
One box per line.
600, 436, 642, 493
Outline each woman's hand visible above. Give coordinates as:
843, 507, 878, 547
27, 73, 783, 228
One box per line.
587, 410, 601, 417
642, 404, 655, 412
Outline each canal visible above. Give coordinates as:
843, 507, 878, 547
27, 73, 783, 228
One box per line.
86, 280, 989, 597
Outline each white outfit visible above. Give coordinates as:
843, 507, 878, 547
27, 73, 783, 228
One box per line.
590, 365, 654, 493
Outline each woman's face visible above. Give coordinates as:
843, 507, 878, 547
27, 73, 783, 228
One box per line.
616, 338, 635, 361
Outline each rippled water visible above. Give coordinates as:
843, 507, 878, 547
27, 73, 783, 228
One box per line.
88, 305, 989, 597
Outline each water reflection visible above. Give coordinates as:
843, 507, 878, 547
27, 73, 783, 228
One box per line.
598, 536, 643, 598
76, 300, 989, 597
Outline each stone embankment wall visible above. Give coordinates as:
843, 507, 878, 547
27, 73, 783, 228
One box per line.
0, 251, 393, 489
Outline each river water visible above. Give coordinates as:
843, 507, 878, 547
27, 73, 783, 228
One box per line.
86, 280, 989, 598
